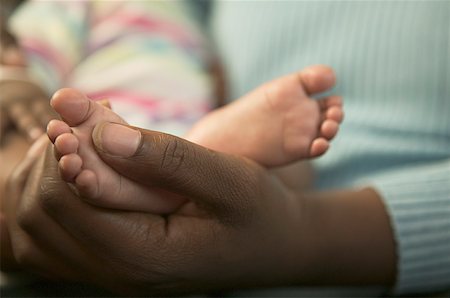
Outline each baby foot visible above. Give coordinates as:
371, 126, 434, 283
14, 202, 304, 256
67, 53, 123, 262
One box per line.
47, 88, 185, 213
186, 65, 343, 167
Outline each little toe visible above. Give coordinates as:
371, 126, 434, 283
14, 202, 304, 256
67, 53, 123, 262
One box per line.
47, 119, 71, 143
320, 119, 339, 140
75, 169, 99, 199
54, 133, 79, 157
50, 88, 94, 126
309, 138, 330, 157
59, 153, 82, 182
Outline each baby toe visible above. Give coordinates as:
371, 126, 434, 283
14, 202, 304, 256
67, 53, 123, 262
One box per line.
75, 169, 99, 199
47, 119, 71, 143
59, 153, 82, 182
54, 133, 79, 157
325, 106, 344, 123
309, 138, 330, 158
320, 119, 339, 140
318, 95, 342, 110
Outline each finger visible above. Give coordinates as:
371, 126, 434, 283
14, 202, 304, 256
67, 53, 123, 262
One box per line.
5, 141, 101, 281
3, 136, 48, 222
37, 146, 168, 269
4, 135, 49, 221
31, 98, 57, 129
92, 122, 263, 217
8, 220, 79, 281
0, 137, 44, 271
33, 144, 228, 295
8, 101, 44, 142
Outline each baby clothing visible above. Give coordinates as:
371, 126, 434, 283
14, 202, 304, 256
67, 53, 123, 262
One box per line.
10, 0, 213, 136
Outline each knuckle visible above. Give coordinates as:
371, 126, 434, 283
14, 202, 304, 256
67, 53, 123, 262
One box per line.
159, 137, 189, 178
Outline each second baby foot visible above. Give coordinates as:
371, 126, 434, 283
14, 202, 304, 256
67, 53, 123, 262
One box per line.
187, 65, 344, 167
47, 88, 185, 213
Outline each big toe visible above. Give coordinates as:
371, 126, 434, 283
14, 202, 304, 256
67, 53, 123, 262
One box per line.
300, 65, 336, 95
50, 88, 94, 126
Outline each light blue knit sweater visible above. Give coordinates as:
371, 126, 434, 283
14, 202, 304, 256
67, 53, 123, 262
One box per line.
209, 1, 450, 295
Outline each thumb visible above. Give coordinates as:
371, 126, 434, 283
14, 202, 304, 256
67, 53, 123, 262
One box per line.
92, 122, 261, 217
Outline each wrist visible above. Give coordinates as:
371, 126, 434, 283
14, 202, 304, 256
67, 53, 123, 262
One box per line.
293, 188, 396, 286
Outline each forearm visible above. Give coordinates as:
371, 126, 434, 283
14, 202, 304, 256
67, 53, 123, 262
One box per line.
296, 187, 396, 286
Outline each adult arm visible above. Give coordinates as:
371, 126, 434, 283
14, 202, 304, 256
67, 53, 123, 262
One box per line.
4, 123, 397, 295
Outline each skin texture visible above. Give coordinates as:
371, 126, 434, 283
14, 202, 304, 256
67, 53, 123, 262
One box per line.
0, 99, 118, 272
2, 126, 396, 295
186, 65, 343, 165
46, 66, 342, 213
0, 27, 395, 293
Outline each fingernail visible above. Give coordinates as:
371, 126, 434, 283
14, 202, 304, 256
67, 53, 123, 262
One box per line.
93, 122, 141, 157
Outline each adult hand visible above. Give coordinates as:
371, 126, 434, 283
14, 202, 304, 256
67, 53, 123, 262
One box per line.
0, 80, 55, 142
1, 136, 89, 278
0, 25, 55, 142
4, 123, 395, 295
3, 124, 308, 295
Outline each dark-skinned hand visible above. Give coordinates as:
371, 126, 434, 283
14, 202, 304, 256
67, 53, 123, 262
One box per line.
3, 126, 309, 296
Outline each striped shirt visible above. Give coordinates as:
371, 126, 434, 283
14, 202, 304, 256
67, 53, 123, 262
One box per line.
10, 0, 214, 136
210, 1, 450, 295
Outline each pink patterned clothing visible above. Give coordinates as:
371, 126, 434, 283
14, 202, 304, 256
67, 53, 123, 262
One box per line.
9, 1, 213, 136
